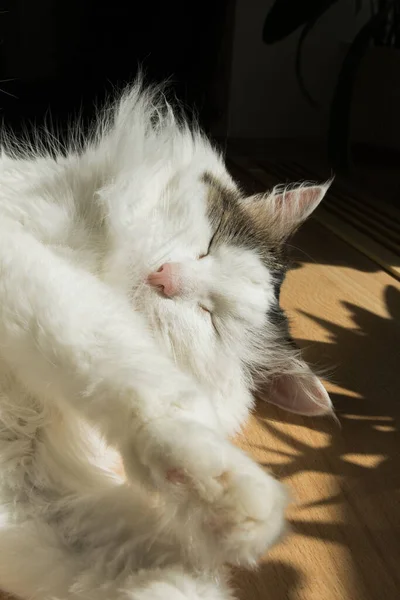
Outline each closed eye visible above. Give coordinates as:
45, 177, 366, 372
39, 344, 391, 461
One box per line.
198, 246, 211, 259
199, 304, 211, 314
198, 220, 221, 260
199, 304, 219, 336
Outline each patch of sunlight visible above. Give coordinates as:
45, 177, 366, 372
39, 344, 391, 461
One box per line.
342, 414, 394, 421
342, 453, 386, 468
325, 384, 362, 398
373, 424, 397, 432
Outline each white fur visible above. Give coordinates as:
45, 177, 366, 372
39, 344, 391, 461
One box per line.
0, 82, 290, 600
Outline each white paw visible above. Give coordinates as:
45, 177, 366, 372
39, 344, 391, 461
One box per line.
130, 420, 289, 566
181, 441, 288, 566
200, 455, 288, 566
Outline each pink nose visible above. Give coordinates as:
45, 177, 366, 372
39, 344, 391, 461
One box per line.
147, 263, 181, 297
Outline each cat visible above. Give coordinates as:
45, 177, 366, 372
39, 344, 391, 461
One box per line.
0, 80, 332, 600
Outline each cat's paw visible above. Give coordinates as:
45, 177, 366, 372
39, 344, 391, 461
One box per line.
176, 441, 288, 566
197, 454, 289, 566
128, 419, 289, 566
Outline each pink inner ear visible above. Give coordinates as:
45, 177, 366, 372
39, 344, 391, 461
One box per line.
266, 373, 332, 416
279, 185, 328, 224
270, 182, 330, 236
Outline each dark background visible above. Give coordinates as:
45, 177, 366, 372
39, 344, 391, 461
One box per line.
0, 0, 231, 135
1, 0, 399, 207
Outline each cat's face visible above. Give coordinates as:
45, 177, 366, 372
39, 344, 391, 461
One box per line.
130, 166, 333, 425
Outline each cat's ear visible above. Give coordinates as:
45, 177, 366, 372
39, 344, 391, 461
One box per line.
242, 179, 332, 243
265, 371, 332, 416
256, 361, 332, 416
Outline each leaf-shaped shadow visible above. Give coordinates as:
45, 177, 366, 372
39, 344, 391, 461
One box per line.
246, 283, 400, 596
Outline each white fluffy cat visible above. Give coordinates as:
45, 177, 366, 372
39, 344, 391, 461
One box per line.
0, 81, 332, 600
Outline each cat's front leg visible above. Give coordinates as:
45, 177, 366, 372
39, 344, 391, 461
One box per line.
123, 409, 289, 567
0, 220, 200, 446
0, 221, 288, 566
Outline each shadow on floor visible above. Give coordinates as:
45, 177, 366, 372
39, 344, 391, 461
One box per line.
232, 561, 302, 600
248, 283, 400, 598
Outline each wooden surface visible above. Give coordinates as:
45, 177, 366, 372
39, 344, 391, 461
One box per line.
233, 218, 400, 600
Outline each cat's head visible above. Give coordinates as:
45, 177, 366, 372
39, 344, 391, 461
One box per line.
130, 156, 333, 427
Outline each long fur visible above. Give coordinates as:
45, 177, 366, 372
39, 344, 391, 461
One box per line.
0, 79, 330, 600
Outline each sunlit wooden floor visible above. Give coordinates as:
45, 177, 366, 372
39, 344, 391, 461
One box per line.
233, 217, 400, 600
